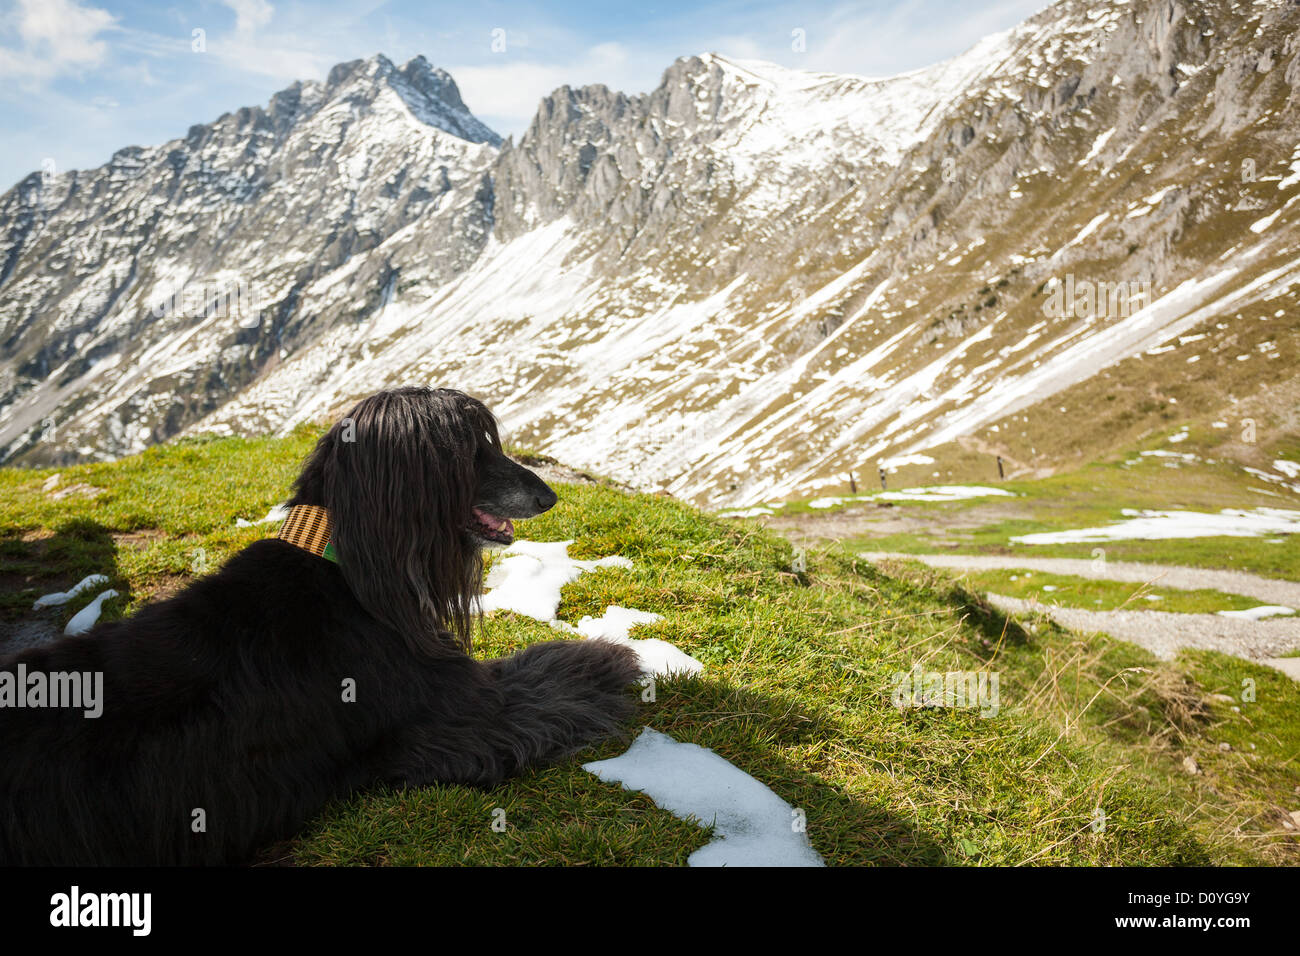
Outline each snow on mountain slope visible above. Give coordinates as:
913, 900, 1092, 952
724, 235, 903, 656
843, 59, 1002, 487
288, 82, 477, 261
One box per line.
0, 53, 497, 460
2, 0, 1298, 508
703, 25, 1021, 169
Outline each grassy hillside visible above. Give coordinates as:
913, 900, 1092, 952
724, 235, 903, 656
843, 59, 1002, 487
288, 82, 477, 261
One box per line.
1, 430, 1297, 865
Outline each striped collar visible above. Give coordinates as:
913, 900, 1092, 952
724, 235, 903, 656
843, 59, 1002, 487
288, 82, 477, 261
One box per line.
276, 504, 338, 564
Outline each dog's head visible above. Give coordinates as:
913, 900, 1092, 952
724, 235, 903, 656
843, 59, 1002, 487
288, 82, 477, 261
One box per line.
469, 433, 557, 547
288, 387, 557, 655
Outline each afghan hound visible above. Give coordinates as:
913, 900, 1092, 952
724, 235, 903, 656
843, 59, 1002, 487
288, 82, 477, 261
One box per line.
0, 387, 643, 865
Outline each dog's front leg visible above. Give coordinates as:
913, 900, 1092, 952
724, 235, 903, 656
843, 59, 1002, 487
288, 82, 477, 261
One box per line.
380, 640, 642, 790
484, 638, 643, 773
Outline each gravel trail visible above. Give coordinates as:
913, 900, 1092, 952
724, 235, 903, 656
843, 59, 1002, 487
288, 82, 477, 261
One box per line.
982, 595, 1300, 661
859, 553, 1300, 607
861, 551, 1300, 667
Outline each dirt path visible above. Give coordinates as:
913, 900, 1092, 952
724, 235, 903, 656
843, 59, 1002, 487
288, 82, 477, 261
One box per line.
860, 552, 1300, 608
861, 551, 1300, 671
982, 594, 1300, 662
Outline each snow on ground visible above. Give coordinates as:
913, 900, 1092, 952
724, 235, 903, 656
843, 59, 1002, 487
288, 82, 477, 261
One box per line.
878, 485, 1016, 502
1140, 450, 1199, 461
808, 485, 1015, 510
1011, 508, 1300, 544
1242, 466, 1300, 493
235, 503, 289, 527
583, 727, 825, 867
482, 539, 633, 621
1217, 605, 1295, 621
64, 589, 118, 636
906, 252, 1300, 463
809, 496, 872, 509
489, 547, 810, 861
718, 506, 778, 518
575, 605, 704, 677
482, 540, 702, 677
33, 574, 109, 609
878, 453, 935, 470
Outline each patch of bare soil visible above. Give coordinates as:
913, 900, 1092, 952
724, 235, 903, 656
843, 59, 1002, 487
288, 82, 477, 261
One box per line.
143, 575, 188, 603
112, 529, 168, 548
0, 612, 61, 657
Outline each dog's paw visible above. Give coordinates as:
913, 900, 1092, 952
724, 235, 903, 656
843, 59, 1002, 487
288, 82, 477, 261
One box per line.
574, 638, 646, 689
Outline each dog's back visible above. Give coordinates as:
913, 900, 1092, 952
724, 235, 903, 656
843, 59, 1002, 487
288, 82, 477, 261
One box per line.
0, 539, 453, 865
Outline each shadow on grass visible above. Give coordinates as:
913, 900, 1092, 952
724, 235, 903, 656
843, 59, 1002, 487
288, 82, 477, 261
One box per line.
0, 518, 126, 658
640, 675, 957, 866
943, 583, 1034, 648
860, 552, 1034, 650
278, 674, 954, 867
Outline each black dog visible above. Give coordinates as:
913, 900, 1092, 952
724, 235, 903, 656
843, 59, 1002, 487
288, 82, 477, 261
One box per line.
0, 387, 642, 865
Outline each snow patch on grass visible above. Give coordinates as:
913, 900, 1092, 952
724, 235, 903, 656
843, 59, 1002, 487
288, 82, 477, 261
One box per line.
1012, 508, 1300, 544
718, 505, 777, 518
483, 540, 701, 677
33, 574, 109, 609
808, 485, 1015, 510
482, 539, 632, 621
574, 605, 703, 677
583, 726, 825, 867
235, 504, 289, 527
64, 589, 119, 636
878, 485, 1015, 502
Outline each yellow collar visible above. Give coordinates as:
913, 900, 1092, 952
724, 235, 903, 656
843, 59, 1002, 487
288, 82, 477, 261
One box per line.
276, 504, 337, 563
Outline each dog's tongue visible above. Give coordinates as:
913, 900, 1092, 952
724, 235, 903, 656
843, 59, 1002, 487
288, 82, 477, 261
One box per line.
473, 507, 514, 537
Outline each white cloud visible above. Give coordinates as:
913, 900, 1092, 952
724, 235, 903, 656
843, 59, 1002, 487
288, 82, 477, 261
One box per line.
209, 42, 334, 83
786, 0, 1048, 77
450, 41, 659, 133
0, 0, 117, 80
697, 33, 764, 61
200, 0, 378, 85
222, 0, 275, 35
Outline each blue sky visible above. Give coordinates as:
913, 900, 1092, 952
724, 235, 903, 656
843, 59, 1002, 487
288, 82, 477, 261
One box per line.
0, 0, 1049, 190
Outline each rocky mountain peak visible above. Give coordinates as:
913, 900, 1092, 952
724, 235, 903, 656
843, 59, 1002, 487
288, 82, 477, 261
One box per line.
321, 53, 501, 145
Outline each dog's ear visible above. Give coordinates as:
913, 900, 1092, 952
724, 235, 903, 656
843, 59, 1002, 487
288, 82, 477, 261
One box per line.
293, 387, 488, 656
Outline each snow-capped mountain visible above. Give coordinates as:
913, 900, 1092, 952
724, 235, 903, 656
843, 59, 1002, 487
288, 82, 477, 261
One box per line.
0, 54, 498, 458
1, 0, 1298, 508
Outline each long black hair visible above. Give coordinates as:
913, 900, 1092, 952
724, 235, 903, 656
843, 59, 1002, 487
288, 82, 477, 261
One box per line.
288, 386, 500, 655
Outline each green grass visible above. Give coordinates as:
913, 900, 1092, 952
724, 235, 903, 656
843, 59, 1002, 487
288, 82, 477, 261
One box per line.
2, 431, 1298, 865
950, 568, 1265, 615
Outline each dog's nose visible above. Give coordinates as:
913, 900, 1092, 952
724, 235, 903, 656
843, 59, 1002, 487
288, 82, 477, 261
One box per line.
535, 487, 558, 513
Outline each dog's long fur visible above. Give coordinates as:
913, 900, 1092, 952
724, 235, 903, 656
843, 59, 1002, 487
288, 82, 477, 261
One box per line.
0, 387, 642, 865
